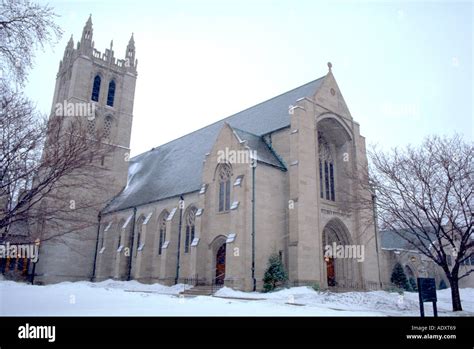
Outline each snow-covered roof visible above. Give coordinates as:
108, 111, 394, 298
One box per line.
103, 76, 325, 213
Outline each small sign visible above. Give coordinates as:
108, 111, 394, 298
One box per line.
417, 277, 438, 317
418, 278, 437, 302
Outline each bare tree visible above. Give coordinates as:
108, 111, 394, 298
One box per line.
0, 0, 62, 86
0, 1, 113, 244
357, 135, 473, 311
0, 84, 112, 239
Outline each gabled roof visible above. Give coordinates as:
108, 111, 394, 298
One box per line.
103, 76, 325, 213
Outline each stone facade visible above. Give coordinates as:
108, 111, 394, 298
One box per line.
34, 16, 137, 284
35, 17, 471, 292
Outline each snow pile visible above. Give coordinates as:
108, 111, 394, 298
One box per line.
215, 286, 474, 316
91, 279, 191, 294
1, 280, 473, 316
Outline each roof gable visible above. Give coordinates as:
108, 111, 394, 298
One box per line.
103, 76, 325, 213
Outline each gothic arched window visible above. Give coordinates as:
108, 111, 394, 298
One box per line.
318, 133, 335, 201
135, 215, 145, 256
217, 163, 232, 212
107, 80, 116, 107
117, 219, 125, 250
103, 115, 113, 139
158, 211, 168, 255
91, 75, 101, 102
87, 117, 96, 135
184, 207, 197, 253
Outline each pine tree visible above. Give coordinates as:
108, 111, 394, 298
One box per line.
263, 254, 288, 292
390, 263, 411, 291
439, 279, 448, 290
409, 277, 417, 292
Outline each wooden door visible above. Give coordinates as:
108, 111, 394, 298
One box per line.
327, 257, 336, 286
215, 244, 226, 285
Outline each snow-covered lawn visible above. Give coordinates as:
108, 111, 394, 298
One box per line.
1, 279, 473, 316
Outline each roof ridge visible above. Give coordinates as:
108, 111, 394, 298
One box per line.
130, 76, 325, 160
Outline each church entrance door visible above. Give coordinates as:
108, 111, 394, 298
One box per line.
215, 243, 226, 285
326, 257, 336, 286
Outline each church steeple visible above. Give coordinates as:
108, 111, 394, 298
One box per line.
125, 33, 136, 69
80, 15, 94, 53
63, 35, 74, 59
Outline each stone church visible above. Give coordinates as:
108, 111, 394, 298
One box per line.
32, 17, 429, 292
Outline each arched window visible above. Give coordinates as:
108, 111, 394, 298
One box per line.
135, 215, 145, 256
87, 117, 96, 135
100, 225, 107, 250
158, 211, 168, 255
103, 115, 113, 139
319, 133, 335, 201
184, 206, 197, 253
217, 163, 232, 212
107, 80, 116, 107
117, 219, 125, 250
91, 75, 101, 102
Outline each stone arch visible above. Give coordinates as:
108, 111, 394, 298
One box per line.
316, 114, 354, 204
316, 112, 353, 143
209, 235, 227, 285
404, 263, 416, 279
322, 218, 357, 288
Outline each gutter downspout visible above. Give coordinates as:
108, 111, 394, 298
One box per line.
251, 158, 257, 291
175, 196, 184, 285
127, 207, 137, 281
91, 212, 102, 281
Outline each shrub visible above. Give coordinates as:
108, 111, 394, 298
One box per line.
263, 254, 288, 292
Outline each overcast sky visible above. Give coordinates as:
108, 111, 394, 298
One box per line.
28, 0, 472, 156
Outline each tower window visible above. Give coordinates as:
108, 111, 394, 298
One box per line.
103, 115, 112, 139
107, 80, 116, 107
91, 75, 101, 102
87, 118, 96, 135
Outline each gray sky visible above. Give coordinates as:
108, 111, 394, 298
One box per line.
28, 0, 473, 156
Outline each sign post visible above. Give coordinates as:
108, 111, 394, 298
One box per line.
417, 277, 438, 317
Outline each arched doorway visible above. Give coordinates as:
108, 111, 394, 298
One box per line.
215, 243, 226, 285
322, 218, 356, 288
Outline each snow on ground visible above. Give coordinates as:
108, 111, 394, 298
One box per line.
215, 286, 474, 316
1, 279, 473, 316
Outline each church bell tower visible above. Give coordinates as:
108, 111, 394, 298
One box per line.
35, 16, 138, 284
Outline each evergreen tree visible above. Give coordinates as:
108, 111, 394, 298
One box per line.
439, 279, 448, 290
409, 277, 417, 292
390, 263, 411, 291
263, 254, 288, 292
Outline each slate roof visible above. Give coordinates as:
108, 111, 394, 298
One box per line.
103, 76, 325, 213
380, 228, 437, 250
